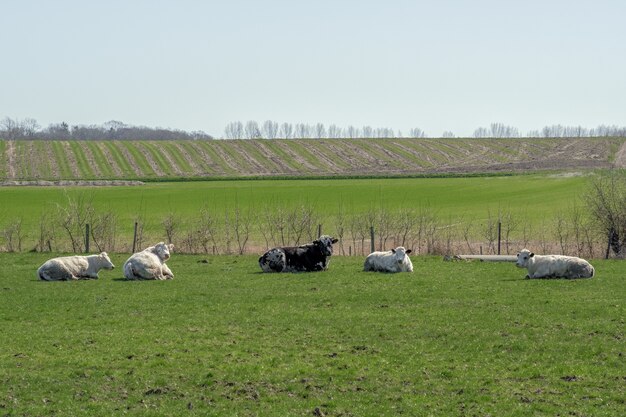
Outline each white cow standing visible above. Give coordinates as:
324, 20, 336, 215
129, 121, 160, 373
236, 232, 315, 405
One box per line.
364, 247, 414, 273
124, 242, 174, 280
38, 252, 115, 281
515, 248, 595, 279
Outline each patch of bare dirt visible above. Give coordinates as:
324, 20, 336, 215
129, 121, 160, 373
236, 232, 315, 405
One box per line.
79, 143, 102, 178
0, 180, 144, 187
97, 142, 123, 177
172, 142, 203, 175
230, 140, 272, 173
613, 140, 626, 168
251, 140, 301, 174
44, 141, 60, 178
113, 142, 146, 177
155, 143, 184, 176
211, 141, 245, 173
6, 140, 16, 179
187, 142, 224, 174
133, 143, 165, 177
61, 141, 81, 178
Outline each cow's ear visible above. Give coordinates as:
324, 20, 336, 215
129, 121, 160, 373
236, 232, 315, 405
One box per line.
406, 249, 412, 254
331, 238, 338, 244
100, 252, 107, 257
530, 252, 534, 258
391, 248, 396, 254
169, 244, 174, 250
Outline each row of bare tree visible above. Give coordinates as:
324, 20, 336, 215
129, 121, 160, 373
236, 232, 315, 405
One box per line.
0, 117, 213, 141
223, 120, 626, 140
2, 173, 625, 258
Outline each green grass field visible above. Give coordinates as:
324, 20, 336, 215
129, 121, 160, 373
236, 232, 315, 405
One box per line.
0, 174, 591, 241
0, 253, 623, 416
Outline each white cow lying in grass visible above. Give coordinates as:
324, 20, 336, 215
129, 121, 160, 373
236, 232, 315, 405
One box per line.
124, 242, 174, 280
515, 249, 595, 279
38, 252, 115, 281
364, 247, 413, 273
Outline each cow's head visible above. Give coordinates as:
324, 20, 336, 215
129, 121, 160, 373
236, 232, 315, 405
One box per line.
390, 247, 412, 265
516, 249, 534, 268
315, 235, 339, 256
99, 252, 115, 270
154, 242, 173, 261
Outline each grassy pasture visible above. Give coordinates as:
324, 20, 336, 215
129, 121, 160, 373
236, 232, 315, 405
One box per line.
0, 174, 592, 248
0, 254, 623, 416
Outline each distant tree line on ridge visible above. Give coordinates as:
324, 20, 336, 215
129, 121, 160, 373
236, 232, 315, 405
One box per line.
0, 117, 213, 141
3, 116, 625, 141
224, 120, 626, 139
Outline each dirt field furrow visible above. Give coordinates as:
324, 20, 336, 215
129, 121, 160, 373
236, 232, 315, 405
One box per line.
230, 141, 272, 173
133, 143, 166, 177
303, 141, 350, 172
251, 140, 300, 174
270, 140, 321, 172
97, 143, 123, 177
186, 142, 224, 174
614, 140, 626, 168
61, 141, 81, 178
113, 142, 145, 177
172, 142, 203, 174
211, 142, 248, 173
6, 140, 16, 179
155, 143, 184, 176
80, 142, 102, 178
44, 141, 61, 178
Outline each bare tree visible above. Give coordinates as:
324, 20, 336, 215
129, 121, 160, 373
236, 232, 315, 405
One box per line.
262, 120, 279, 139
279, 122, 294, 139
327, 124, 342, 138
196, 206, 220, 254
232, 204, 252, 255
1, 218, 25, 252
314, 123, 327, 139
37, 211, 56, 252
587, 171, 626, 257
244, 121, 261, 139
224, 121, 244, 139
90, 211, 118, 252
56, 193, 94, 252
409, 128, 426, 138
161, 212, 179, 244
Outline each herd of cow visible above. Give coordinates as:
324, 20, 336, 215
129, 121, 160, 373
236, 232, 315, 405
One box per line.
36, 234, 596, 281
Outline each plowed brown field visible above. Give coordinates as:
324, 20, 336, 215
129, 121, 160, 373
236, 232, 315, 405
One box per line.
1, 137, 624, 181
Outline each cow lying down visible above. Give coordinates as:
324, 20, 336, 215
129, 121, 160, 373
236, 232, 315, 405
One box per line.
124, 242, 174, 280
515, 249, 594, 279
364, 247, 413, 273
38, 252, 115, 281
259, 235, 338, 272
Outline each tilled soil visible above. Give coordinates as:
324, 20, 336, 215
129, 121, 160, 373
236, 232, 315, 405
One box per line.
1, 137, 624, 181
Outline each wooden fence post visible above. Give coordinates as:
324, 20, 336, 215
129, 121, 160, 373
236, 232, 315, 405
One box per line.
370, 226, 375, 254
85, 224, 90, 253
132, 222, 138, 253
318, 224, 322, 238
497, 221, 501, 255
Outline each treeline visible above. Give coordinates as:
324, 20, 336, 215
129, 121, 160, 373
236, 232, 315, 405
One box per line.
224, 120, 626, 139
0, 118, 213, 141
223, 120, 418, 139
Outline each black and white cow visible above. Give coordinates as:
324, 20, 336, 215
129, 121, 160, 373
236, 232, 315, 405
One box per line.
259, 235, 339, 272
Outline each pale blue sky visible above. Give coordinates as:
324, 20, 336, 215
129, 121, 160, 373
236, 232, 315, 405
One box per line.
1, 0, 624, 137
